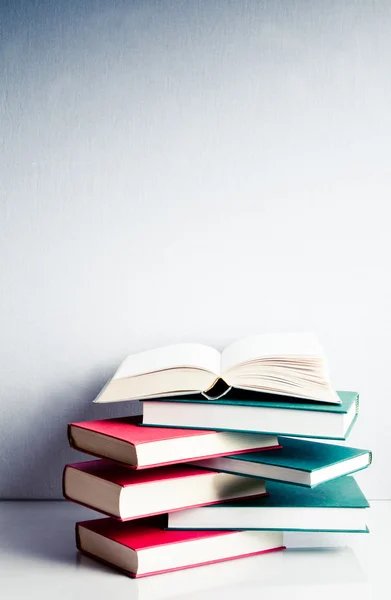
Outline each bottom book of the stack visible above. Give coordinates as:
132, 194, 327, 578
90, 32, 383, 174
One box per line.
76, 516, 285, 578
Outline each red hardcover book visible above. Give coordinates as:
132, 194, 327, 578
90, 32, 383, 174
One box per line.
63, 460, 267, 521
68, 416, 279, 468
76, 516, 285, 578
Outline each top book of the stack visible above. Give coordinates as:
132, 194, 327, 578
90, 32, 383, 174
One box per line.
94, 333, 340, 405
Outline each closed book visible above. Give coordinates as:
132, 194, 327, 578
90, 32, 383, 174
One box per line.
63, 460, 267, 521
142, 391, 359, 440
167, 476, 370, 533
76, 516, 285, 578
191, 437, 372, 487
68, 416, 279, 469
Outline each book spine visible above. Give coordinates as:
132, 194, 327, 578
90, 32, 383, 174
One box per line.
201, 383, 232, 400
66, 436, 140, 469
67, 424, 75, 449
75, 523, 82, 553
77, 546, 137, 578
61, 465, 68, 502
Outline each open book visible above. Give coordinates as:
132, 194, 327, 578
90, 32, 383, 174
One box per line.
93, 333, 340, 404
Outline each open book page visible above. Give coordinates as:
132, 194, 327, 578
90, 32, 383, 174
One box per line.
113, 343, 221, 380
221, 333, 327, 374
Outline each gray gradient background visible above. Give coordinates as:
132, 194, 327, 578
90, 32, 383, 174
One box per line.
1, 0, 390, 499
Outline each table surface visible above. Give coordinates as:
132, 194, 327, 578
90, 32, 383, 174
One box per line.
0, 500, 389, 600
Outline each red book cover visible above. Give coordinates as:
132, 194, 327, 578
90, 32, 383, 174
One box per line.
68, 416, 280, 468
76, 517, 285, 578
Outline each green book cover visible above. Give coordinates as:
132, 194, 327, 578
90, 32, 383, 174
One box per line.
217, 438, 372, 486
224, 477, 370, 509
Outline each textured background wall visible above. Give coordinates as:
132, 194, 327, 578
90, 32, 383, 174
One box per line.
1, 0, 390, 498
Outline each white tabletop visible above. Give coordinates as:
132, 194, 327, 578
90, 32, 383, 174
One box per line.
0, 500, 388, 600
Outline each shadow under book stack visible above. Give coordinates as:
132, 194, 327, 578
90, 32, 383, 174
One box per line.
63, 390, 371, 578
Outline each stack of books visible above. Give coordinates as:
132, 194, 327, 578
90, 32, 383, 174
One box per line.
63, 334, 371, 578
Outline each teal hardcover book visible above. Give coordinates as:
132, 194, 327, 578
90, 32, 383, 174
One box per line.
142, 391, 359, 440
191, 438, 372, 487
167, 476, 370, 532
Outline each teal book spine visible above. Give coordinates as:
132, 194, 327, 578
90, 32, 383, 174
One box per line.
167, 526, 370, 533
141, 422, 357, 441
144, 391, 359, 413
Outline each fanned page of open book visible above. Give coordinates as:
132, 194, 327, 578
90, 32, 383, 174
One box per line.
113, 344, 221, 379
93, 343, 222, 403
110, 335, 325, 379
221, 333, 339, 404
221, 333, 327, 373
